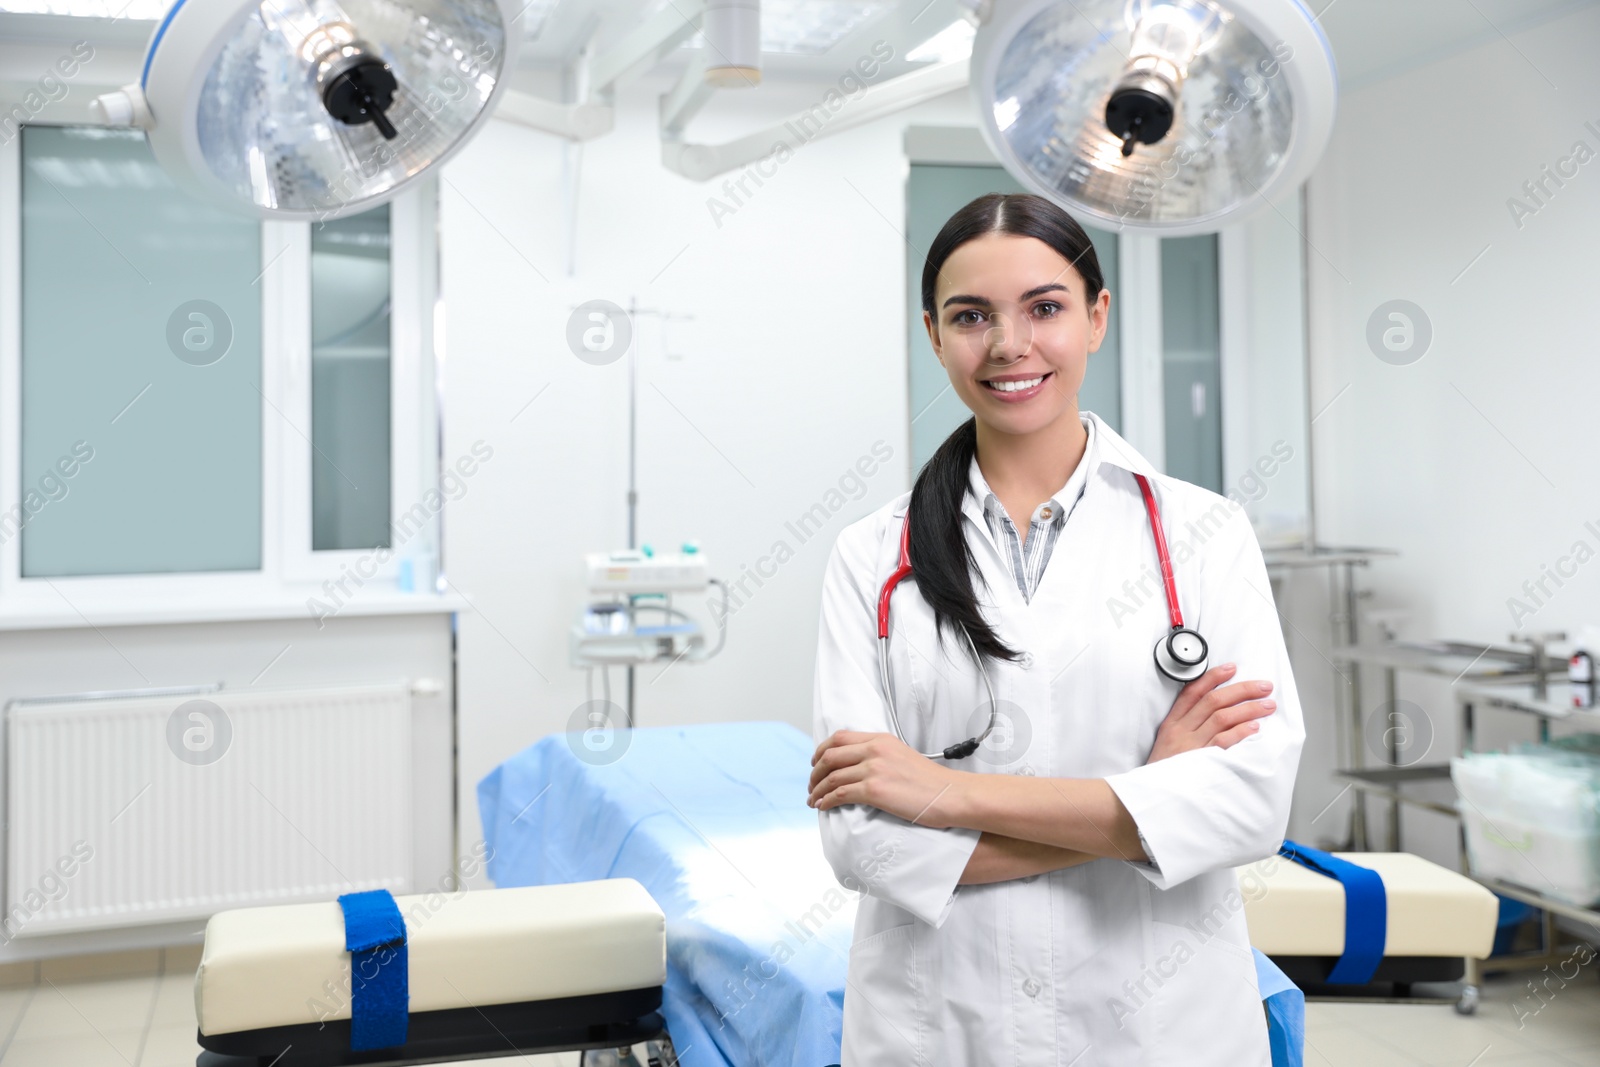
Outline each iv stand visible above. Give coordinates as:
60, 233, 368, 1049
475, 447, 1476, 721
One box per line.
625, 296, 637, 728
620, 295, 693, 729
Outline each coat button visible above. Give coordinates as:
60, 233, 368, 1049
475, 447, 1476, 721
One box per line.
1018, 765, 1036, 776
1023, 977, 1041, 997
1019, 652, 1034, 669
1021, 874, 1039, 884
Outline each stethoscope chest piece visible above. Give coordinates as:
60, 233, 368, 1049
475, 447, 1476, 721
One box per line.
1154, 625, 1209, 683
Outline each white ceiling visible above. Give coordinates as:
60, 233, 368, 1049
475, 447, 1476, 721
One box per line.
1, 0, 1593, 91
1308, 0, 1598, 89
516, 0, 1600, 89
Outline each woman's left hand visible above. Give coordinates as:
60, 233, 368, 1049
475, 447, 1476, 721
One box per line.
808, 730, 961, 827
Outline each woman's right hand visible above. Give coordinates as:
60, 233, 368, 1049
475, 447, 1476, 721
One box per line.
1145, 664, 1276, 764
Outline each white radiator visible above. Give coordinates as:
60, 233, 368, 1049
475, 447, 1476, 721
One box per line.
4, 682, 413, 938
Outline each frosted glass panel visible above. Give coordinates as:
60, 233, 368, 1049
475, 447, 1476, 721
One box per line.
907, 164, 1121, 474
311, 206, 392, 551
19, 126, 262, 577
1161, 234, 1223, 493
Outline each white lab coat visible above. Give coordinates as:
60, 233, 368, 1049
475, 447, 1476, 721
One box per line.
813, 410, 1305, 1066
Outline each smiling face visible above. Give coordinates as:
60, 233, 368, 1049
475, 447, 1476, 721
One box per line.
924, 232, 1110, 438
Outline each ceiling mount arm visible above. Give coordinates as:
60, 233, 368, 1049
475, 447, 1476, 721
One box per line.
495, 91, 615, 140
589, 0, 709, 98
498, 0, 985, 173
660, 56, 969, 182
662, 0, 762, 135
658, 0, 982, 181
497, 0, 708, 140
660, 49, 717, 139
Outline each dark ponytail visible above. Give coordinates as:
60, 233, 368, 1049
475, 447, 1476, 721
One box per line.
910, 193, 1106, 663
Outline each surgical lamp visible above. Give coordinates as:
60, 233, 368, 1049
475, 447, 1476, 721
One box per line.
968, 0, 1338, 233
90, 0, 522, 220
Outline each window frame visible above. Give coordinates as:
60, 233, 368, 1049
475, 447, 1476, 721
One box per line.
0, 110, 441, 622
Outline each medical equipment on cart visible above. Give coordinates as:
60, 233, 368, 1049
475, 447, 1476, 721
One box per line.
572, 546, 725, 666
570, 545, 728, 722
877, 472, 1209, 761
1568, 624, 1600, 709
1573, 650, 1595, 709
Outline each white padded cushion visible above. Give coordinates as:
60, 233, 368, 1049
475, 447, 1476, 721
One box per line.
1238, 852, 1497, 959
195, 880, 666, 1037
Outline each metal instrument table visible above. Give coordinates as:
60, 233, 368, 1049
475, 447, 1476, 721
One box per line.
1331, 652, 1600, 1002
1330, 638, 1565, 850
1260, 543, 1398, 848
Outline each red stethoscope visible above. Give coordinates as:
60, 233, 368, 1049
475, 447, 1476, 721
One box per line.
876, 472, 1209, 761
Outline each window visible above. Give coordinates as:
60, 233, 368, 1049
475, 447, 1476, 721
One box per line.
311, 205, 392, 552
1160, 234, 1222, 493
18, 126, 263, 577
0, 120, 439, 618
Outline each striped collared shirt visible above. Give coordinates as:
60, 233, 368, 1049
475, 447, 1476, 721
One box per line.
968, 415, 1097, 603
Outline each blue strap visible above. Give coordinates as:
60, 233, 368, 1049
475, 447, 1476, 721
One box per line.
1278, 841, 1386, 985
1253, 947, 1304, 1067
337, 889, 408, 1050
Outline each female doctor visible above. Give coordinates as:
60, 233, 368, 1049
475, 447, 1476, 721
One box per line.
807, 193, 1305, 1065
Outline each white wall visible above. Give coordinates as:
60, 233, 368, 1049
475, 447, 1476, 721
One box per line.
1220, 189, 1312, 547
441, 71, 986, 868
1298, 4, 1600, 864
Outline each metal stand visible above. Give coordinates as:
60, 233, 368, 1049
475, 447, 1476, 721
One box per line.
1330, 648, 1600, 1012
626, 296, 636, 729
1259, 543, 1398, 849
617, 296, 693, 730
1330, 637, 1564, 851
1331, 639, 1572, 850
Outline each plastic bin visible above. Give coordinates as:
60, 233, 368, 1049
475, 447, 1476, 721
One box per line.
1452, 748, 1600, 908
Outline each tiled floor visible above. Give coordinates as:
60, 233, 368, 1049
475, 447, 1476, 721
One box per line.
1303, 973, 1600, 1067
0, 948, 1594, 1066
